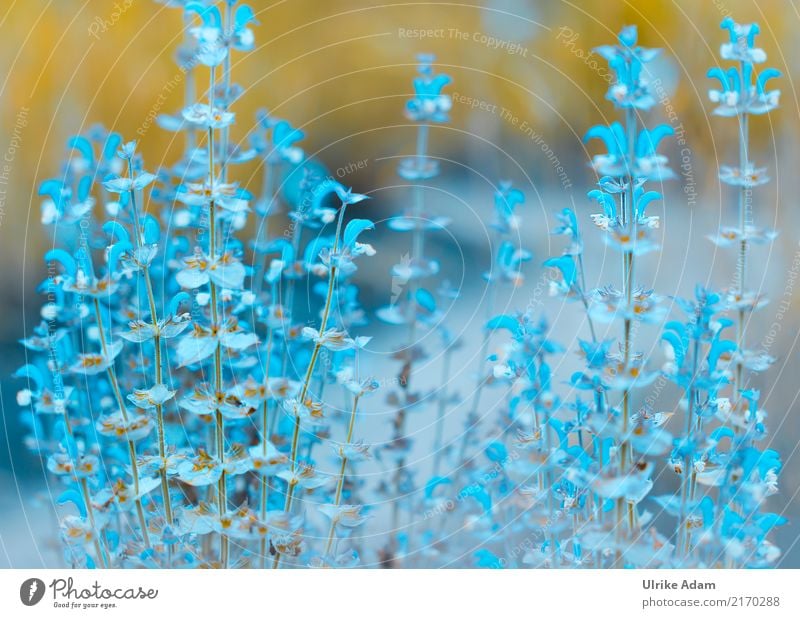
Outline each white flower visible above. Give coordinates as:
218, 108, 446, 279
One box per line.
176, 180, 249, 212
102, 172, 156, 194
301, 327, 371, 351
176, 251, 246, 290
127, 384, 176, 410
318, 504, 369, 529
182, 103, 235, 129
175, 318, 258, 366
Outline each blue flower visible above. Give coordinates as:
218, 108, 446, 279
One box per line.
405, 53, 452, 123
594, 25, 661, 110
708, 19, 780, 116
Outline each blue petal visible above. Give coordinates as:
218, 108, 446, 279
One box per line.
343, 218, 374, 248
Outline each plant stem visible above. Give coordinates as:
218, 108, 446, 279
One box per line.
92, 298, 150, 549
259, 327, 273, 568
254, 162, 275, 297
677, 336, 701, 557
325, 392, 362, 557
273, 202, 348, 568
431, 347, 452, 478
80, 477, 110, 568
207, 65, 229, 569
181, 12, 197, 155
388, 121, 434, 561
577, 253, 598, 343
451, 258, 499, 489
279, 221, 305, 377
128, 168, 174, 530
220, 1, 233, 184
734, 111, 749, 420
614, 104, 637, 567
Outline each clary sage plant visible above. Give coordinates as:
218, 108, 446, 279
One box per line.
15, 4, 786, 569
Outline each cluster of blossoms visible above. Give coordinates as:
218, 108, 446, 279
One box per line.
16, 7, 786, 570
20, 0, 377, 569
412, 23, 785, 569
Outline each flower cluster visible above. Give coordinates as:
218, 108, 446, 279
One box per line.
19, 1, 377, 569
15, 11, 787, 570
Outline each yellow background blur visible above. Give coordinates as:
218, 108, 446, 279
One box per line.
2, 2, 797, 328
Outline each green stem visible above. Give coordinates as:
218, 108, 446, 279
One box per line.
80, 477, 110, 568
258, 328, 273, 568
734, 111, 749, 420
325, 393, 361, 557
128, 166, 174, 529
206, 64, 229, 568
273, 203, 348, 569
92, 298, 150, 549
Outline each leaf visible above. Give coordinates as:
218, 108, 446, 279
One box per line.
132, 172, 157, 191
208, 258, 245, 290
176, 334, 217, 367
102, 176, 132, 194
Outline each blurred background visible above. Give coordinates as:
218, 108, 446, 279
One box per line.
1, 0, 799, 566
